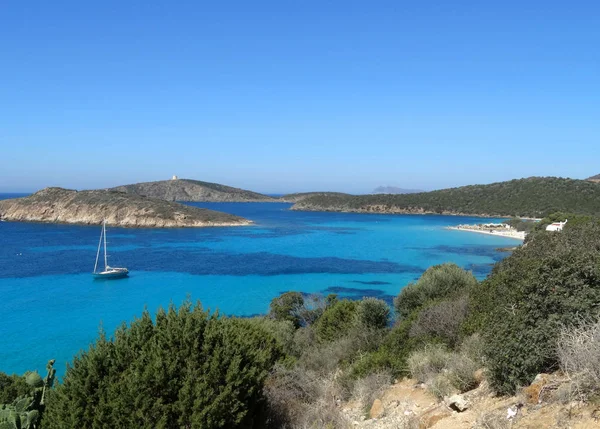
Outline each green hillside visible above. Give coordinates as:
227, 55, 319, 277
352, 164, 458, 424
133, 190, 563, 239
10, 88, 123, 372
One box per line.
291, 177, 600, 218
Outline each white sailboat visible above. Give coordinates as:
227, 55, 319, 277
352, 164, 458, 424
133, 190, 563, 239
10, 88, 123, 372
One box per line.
93, 219, 128, 279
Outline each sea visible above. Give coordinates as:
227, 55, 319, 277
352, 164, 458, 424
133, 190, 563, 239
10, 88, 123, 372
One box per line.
0, 193, 521, 377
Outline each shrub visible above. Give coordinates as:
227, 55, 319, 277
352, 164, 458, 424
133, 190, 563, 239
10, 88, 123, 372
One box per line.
265, 364, 349, 428
427, 374, 455, 400
395, 264, 477, 319
0, 372, 31, 404
246, 317, 297, 357
474, 220, 600, 394
446, 353, 479, 393
352, 371, 392, 410
409, 295, 469, 346
269, 292, 305, 328
315, 299, 359, 342
356, 298, 390, 330
557, 317, 600, 400
43, 301, 282, 429
407, 344, 452, 383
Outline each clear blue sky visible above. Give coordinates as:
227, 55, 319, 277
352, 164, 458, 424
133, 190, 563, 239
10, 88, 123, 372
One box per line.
1, 1, 598, 193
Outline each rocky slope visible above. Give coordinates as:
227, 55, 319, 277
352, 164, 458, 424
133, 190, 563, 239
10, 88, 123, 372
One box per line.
342, 373, 597, 428
0, 188, 251, 228
587, 174, 600, 183
110, 178, 276, 202
292, 177, 600, 218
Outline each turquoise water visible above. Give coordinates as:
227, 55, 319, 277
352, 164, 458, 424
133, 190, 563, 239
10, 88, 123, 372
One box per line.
0, 197, 520, 377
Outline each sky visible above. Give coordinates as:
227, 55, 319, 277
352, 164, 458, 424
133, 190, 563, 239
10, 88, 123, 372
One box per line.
1, 1, 598, 194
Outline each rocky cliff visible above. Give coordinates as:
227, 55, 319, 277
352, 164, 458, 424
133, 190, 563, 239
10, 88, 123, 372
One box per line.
0, 188, 251, 228
110, 179, 276, 202
587, 174, 600, 183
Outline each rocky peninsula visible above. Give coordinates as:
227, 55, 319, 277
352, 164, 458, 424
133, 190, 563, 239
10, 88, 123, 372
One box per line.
110, 178, 276, 202
0, 188, 252, 228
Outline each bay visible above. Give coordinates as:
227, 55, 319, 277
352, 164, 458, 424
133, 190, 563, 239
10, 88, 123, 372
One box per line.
0, 198, 519, 376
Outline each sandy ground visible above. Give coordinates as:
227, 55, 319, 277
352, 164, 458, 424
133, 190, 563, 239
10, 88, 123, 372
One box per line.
447, 226, 526, 240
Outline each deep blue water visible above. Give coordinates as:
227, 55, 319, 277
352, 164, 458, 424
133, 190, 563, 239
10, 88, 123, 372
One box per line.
0, 195, 520, 377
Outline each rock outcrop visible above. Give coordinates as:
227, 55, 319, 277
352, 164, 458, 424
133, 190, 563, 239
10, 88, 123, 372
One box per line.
0, 188, 252, 228
110, 178, 276, 202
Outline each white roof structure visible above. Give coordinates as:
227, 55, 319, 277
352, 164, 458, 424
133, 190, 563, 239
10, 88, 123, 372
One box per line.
546, 219, 567, 232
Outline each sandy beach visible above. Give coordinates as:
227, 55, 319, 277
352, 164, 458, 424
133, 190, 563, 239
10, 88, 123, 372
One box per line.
447, 225, 526, 240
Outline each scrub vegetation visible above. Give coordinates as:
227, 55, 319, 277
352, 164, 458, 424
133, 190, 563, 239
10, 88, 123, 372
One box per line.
292, 177, 600, 218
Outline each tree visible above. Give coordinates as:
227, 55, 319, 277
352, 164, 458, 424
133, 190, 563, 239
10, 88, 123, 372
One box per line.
269, 292, 305, 328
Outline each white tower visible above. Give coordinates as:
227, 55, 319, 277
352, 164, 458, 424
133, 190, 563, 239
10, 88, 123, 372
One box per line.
171, 175, 178, 180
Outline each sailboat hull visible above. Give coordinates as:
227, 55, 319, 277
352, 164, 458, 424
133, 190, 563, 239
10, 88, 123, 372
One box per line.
93, 269, 129, 279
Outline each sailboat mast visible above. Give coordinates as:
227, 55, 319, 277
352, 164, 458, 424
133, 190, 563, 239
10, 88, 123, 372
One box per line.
103, 220, 108, 270
93, 221, 103, 273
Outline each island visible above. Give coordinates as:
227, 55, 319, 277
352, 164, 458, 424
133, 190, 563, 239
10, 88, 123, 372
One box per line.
110, 177, 276, 202
0, 187, 252, 228
291, 177, 600, 218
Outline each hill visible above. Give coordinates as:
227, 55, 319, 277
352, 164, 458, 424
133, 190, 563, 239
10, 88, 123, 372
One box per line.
587, 174, 600, 183
279, 192, 352, 203
372, 186, 423, 194
110, 178, 276, 202
291, 177, 600, 218
0, 188, 251, 227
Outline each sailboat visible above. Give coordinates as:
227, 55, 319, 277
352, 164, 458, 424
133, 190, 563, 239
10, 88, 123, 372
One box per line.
93, 219, 129, 279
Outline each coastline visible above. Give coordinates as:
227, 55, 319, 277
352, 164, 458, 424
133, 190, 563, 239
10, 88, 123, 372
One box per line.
447, 226, 525, 240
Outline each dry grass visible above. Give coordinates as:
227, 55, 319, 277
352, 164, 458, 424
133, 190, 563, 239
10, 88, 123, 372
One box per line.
475, 410, 512, 429
352, 371, 392, 410
557, 317, 600, 401
427, 374, 455, 400
407, 344, 452, 383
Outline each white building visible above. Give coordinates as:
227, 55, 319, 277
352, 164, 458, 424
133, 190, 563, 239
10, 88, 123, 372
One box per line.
546, 219, 567, 232
171, 175, 179, 180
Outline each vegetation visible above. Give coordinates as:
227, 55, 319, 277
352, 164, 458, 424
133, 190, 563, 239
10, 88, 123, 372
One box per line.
43, 302, 282, 429
471, 217, 600, 394
110, 178, 276, 202
292, 177, 600, 218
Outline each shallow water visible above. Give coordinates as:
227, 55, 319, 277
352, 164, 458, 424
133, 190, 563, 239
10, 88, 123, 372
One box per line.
0, 198, 519, 376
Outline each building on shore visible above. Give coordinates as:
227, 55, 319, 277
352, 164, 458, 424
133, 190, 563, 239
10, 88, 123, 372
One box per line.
546, 220, 567, 232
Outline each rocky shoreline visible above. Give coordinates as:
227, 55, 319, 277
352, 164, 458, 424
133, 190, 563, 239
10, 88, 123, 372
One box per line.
290, 203, 503, 218
0, 188, 252, 228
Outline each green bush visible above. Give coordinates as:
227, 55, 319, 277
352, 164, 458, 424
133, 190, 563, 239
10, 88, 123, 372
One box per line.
269, 292, 305, 328
356, 298, 390, 330
0, 372, 31, 404
394, 263, 477, 319
43, 301, 282, 429
472, 220, 600, 394
314, 299, 359, 342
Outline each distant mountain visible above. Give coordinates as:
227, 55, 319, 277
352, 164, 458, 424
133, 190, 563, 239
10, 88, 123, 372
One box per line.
291, 177, 600, 218
110, 178, 276, 202
279, 192, 352, 203
587, 174, 600, 183
0, 188, 251, 228
372, 186, 423, 194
